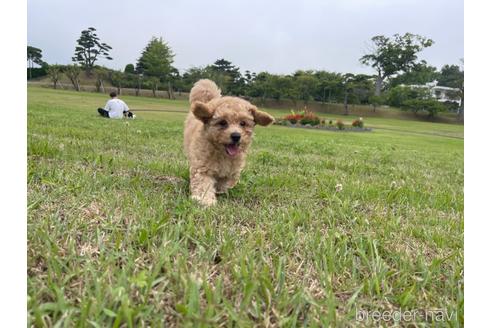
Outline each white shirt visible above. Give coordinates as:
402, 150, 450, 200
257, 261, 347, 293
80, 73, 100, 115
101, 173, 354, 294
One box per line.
104, 98, 129, 118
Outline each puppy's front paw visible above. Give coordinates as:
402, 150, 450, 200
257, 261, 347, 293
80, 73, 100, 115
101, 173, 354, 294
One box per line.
216, 176, 239, 194
192, 194, 217, 207
215, 184, 229, 194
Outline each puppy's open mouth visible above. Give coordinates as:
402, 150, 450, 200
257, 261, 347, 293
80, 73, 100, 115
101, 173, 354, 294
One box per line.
225, 144, 240, 157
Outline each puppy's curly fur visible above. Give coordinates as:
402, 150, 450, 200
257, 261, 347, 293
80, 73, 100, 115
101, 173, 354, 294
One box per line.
184, 79, 274, 206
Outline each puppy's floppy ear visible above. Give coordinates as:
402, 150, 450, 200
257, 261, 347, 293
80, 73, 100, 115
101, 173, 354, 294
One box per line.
250, 106, 274, 126
191, 101, 214, 123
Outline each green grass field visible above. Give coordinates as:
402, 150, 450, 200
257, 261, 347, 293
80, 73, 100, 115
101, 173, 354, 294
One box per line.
27, 86, 464, 327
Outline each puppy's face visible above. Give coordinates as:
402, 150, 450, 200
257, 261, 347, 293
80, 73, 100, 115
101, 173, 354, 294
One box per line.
191, 97, 274, 157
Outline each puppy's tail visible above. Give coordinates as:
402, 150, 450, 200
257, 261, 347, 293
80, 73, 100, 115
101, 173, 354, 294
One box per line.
189, 79, 221, 104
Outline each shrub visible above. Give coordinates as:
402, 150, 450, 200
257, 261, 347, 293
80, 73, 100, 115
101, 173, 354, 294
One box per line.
46, 65, 62, 89
299, 111, 320, 125
369, 95, 384, 111
352, 117, 364, 128
386, 85, 431, 108
402, 99, 446, 117
27, 66, 48, 79
335, 119, 345, 130
65, 64, 82, 91
442, 101, 460, 112
300, 117, 320, 126
328, 120, 333, 125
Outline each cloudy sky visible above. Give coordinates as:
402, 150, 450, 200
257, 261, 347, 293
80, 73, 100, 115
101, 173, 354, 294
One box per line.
27, 0, 463, 75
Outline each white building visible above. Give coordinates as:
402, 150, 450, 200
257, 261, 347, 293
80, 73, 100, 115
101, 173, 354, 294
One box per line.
406, 81, 462, 106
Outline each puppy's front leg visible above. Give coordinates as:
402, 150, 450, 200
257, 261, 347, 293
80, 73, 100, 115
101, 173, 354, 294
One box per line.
190, 170, 217, 206
216, 171, 241, 194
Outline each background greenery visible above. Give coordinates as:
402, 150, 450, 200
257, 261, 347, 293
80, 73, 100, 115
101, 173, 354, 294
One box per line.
29, 30, 464, 120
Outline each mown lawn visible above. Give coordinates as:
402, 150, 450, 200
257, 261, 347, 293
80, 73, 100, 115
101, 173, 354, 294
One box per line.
27, 86, 464, 327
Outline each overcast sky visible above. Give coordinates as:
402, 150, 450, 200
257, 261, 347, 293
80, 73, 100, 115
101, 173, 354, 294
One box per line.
27, 0, 463, 75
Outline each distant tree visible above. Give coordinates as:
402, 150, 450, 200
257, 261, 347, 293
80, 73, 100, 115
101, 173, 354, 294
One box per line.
386, 85, 432, 108
349, 74, 374, 104
148, 76, 160, 97
263, 74, 283, 101
27, 46, 44, 80
360, 33, 434, 96
244, 70, 254, 84
211, 59, 237, 72
438, 64, 463, 89
246, 72, 276, 102
135, 74, 143, 96
313, 71, 344, 103
209, 70, 231, 94
438, 61, 464, 121
389, 61, 439, 87
293, 71, 318, 104
182, 66, 210, 91
181, 61, 240, 95
210, 59, 243, 95
124, 63, 135, 74
46, 65, 62, 89
72, 27, 112, 73
369, 95, 384, 112
339, 74, 374, 114
170, 68, 185, 95
94, 67, 107, 93
27, 66, 48, 80
458, 62, 464, 122
402, 98, 446, 117
166, 67, 180, 98
137, 37, 174, 77
121, 64, 138, 95
244, 69, 374, 107
342, 74, 355, 115
65, 64, 81, 91
137, 37, 175, 98
109, 71, 124, 94
275, 75, 299, 104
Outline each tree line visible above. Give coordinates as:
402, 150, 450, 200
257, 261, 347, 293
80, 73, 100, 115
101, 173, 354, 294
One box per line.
28, 28, 464, 119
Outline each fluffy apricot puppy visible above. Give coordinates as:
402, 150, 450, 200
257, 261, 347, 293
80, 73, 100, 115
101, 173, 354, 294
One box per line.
184, 79, 274, 206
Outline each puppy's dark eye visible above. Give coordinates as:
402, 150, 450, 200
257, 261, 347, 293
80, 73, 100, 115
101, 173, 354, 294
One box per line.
218, 120, 228, 127
240, 121, 247, 127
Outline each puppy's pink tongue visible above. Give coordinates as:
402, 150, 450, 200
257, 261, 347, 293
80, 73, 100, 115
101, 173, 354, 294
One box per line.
226, 144, 240, 156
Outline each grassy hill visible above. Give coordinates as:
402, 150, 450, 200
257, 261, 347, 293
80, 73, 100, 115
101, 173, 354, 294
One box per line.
27, 86, 463, 326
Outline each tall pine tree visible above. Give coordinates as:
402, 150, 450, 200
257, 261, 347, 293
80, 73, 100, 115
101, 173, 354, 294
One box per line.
72, 27, 112, 73
136, 37, 175, 98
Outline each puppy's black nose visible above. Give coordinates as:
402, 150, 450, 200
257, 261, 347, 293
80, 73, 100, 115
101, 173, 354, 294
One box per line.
230, 132, 241, 143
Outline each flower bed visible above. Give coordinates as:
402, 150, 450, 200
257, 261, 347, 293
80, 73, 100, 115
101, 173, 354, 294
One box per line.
283, 109, 321, 125
276, 112, 372, 132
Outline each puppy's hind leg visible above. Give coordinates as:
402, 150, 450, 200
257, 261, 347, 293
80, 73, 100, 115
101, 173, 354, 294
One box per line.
190, 169, 217, 206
